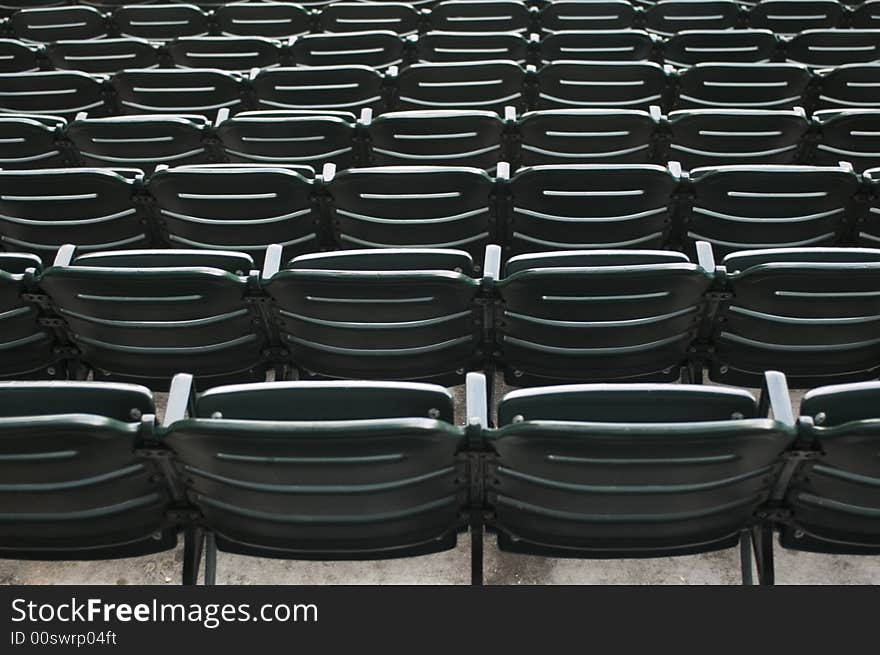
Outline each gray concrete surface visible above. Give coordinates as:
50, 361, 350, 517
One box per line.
3, 383, 879, 585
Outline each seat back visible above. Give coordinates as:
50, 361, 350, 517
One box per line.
862, 168, 880, 246
264, 249, 481, 383
711, 248, 880, 386
252, 66, 386, 114
417, 31, 530, 64
0, 381, 177, 560
0, 39, 39, 74
46, 38, 160, 75
489, 384, 793, 557
539, 0, 636, 33
319, 2, 422, 35
163, 381, 465, 559
397, 61, 526, 113
676, 63, 811, 109
644, 1, 742, 37
852, 0, 880, 28
814, 110, 880, 172
430, 0, 532, 32
0, 71, 107, 118
0, 113, 68, 169
787, 30, 880, 68
749, 0, 843, 36
113, 3, 210, 41
535, 61, 670, 110
167, 37, 282, 71
214, 1, 311, 38
291, 31, 405, 70
496, 250, 712, 384
10, 6, 108, 42
540, 30, 655, 63
112, 69, 244, 120
815, 64, 880, 110
664, 30, 778, 67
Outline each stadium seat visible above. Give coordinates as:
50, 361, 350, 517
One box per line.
416, 31, 530, 64
325, 165, 495, 257
787, 30, 880, 68
0, 39, 40, 74
516, 107, 660, 166
365, 109, 506, 167
39, 246, 269, 387
813, 109, 880, 171
540, 30, 656, 63
538, 0, 637, 33
505, 163, 679, 253
251, 65, 387, 114
290, 31, 405, 69
709, 247, 880, 387
263, 246, 484, 383
167, 37, 283, 71
851, 0, 880, 28
482, 371, 795, 583
643, 1, 742, 36
0, 381, 180, 561
675, 63, 811, 109
429, 0, 533, 33
214, 1, 311, 38
318, 2, 422, 35
748, 0, 844, 36
147, 164, 320, 262
0, 70, 107, 118
686, 164, 859, 255
66, 114, 215, 170
0, 168, 148, 262
663, 30, 778, 67
860, 167, 880, 246
0, 113, 69, 169
9, 6, 108, 43
46, 38, 161, 75
667, 108, 810, 169
494, 245, 714, 384
112, 4, 210, 41
396, 60, 526, 112
112, 69, 245, 119
0, 253, 59, 379
217, 109, 358, 168
161, 373, 469, 584
535, 61, 671, 110
813, 64, 880, 110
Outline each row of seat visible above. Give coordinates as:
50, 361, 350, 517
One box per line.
1, 61, 877, 120
2, 370, 877, 585
2, 242, 879, 389
2, 161, 878, 262
8, 1, 880, 41
4, 28, 880, 75
5, 107, 880, 173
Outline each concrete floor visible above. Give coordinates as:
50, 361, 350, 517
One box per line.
3, 382, 879, 585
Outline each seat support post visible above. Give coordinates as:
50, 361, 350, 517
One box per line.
205, 533, 218, 586
182, 526, 205, 586
471, 517, 484, 586
751, 525, 776, 586
739, 530, 754, 585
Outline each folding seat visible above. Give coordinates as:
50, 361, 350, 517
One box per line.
663, 29, 778, 67
860, 167, 880, 246
217, 109, 358, 168
214, 1, 311, 38
540, 30, 656, 63
416, 31, 530, 64
777, 382, 880, 561
482, 372, 795, 582
787, 30, 880, 68
538, 0, 637, 33
494, 247, 714, 384
0, 113, 69, 169
290, 31, 405, 69
46, 38, 160, 75
396, 61, 526, 113
263, 247, 483, 382
710, 248, 880, 387
535, 61, 671, 110
517, 108, 660, 166
813, 64, 880, 110
112, 4, 210, 41
643, 1, 742, 36
0, 382, 182, 562
0, 39, 40, 74
252, 66, 387, 114
675, 63, 811, 109
325, 165, 494, 257
0, 71, 108, 119
0, 253, 59, 379
167, 37, 282, 71
112, 69, 244, 119
148, 164, 319, 262
667, 108, 810, 169
506, 163, 679, 254
748, 0, 844, 36
813, 110, 880, 172
161, 374, 468, 584
66, 114, 214, 170
40, 247, 269, 386
318, 2, 422, 35
687, 164, 858, 255
852, 0, 880, 28
9, 6, 108, 43
429, 0, 533, 33
0, 2, 64, 19
365, 109, 506, 168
